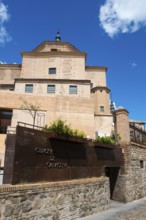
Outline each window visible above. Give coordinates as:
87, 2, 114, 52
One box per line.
69, 85, 77, 94
51, 49, 57, 51
140, 160, 144, 169
47, 85, 55, 93
100, 106, 104, 112
25, 84, 33, 93
49, 68, 56, 74
0, 110, 12, 134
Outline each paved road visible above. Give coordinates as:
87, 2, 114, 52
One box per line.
78, 198, 146, 220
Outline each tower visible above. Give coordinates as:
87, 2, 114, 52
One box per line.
55, 32, 61, 42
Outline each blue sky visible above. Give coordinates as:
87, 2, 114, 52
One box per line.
0, 0, 146, 123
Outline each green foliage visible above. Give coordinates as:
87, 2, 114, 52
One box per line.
43, 119, 86, 139
95, 134, 121, 145
95, 135, 115, 144
116, 134, 121, 141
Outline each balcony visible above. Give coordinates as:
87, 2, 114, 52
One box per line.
130, 122, 146, 145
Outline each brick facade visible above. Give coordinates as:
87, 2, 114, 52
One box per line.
113, 107, 146, 202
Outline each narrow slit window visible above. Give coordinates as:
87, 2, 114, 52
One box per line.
140, 160, 144, 169
100, 106, 104, 112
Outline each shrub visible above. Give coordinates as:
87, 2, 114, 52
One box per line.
95, 135, 115, 144
43, 119, 86, 139
95, 134, 121, 144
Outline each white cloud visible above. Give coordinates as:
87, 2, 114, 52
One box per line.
99, 0, 146, 37
130, 62, 137, 68
113, 101, 116, 109
0, 60, 7, 64
0, 61, 17, 64
0, 1, 11, 45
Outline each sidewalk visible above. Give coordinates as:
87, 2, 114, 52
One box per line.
78, 197, 146, 220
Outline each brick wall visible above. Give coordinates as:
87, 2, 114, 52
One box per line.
114, 107, 130, 145
113, 107, 146, 202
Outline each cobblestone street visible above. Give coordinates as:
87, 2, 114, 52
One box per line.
108, 201, 146, 220
79, 198, 146, 220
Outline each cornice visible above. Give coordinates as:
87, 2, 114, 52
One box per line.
91, 86, 110, 92
32, 41, 81, 53
0, 64, 21, 69
15, 78, 91, 84
85, 66, 107, 72
94, 113, 112, 117
0, 84, 14, 87
21, 51, 87, 58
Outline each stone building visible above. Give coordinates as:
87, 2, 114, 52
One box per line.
0, 33, 113, 167
0, 33, 146, 208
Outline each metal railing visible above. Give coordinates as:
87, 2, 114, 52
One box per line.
17, 121, 44, 130
7, 126, 16, 134
130, 122, 146, 145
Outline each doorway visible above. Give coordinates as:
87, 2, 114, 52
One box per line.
0, 109, 12, 134
105, 167, 120, 199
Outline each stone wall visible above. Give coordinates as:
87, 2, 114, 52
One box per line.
0, 177, 110, 220
125, 143, 146, 202
85, 67, 106, 87
94, 115, 113, 137
0, 65, 21, 85
0, 91, 95, 138
112, 143, 146, 203
21, 56, 86, 80
14, 80, 91, 98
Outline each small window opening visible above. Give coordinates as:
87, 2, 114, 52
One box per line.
140, 160, 144, 169
47, 85, 55, 93
25, 84, 33, 93
90, 83, 93, 89
100, 106, 104, 112
69, 85, 77, 94
48, 68, 56, 74
51, 49, 57, 51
